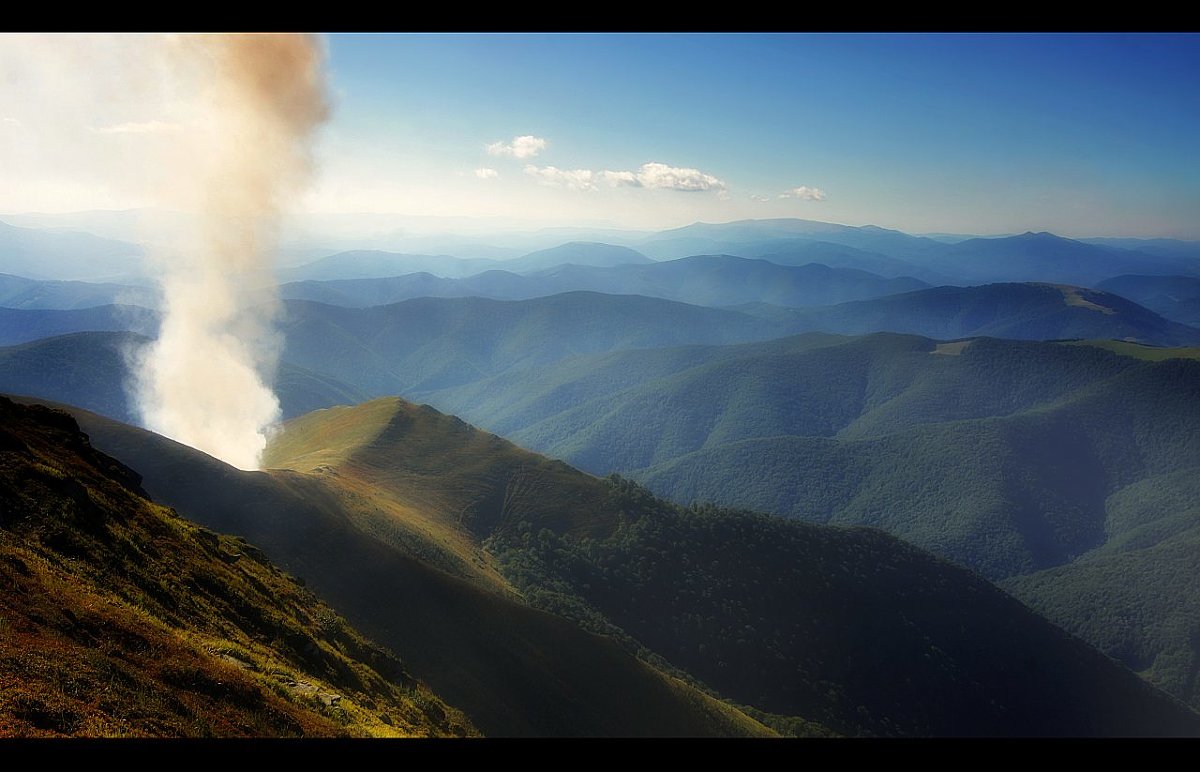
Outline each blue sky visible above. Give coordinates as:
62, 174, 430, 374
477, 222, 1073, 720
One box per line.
3, 33, 1198, 237
311, 32, 1200, 236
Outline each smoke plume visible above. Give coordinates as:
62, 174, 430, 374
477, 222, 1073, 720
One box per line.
1, 33, 328, 468
127, 34, 329, 469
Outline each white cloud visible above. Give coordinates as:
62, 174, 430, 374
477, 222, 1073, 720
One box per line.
92, 120, 179, 135
0, 117, 19, 126
524, 161, 728, 195
487, 135, 547, 159
634, 161, 726, 192
474, 167, 499, 180
779, 185, 827, 201
749, 194, 770, 203
524, 164, 597, 191
600, 169, 640, 187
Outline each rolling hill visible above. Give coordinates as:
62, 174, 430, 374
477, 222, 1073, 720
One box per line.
278, 255, 927, 309
0, 220, 146, 283
0, 396, 473, 737
634, 222, 1195, 286
786, 282, 1200, 346
13, 394, 1200, 736
0, 273, 155, 310
0, 295, 794, 429
742, 239, 946, 281
1004, 471, 1200, 709
279, 250, 498, 282
432, 332, 1200, 570
279, 270, 530, 307
521, 256, 929, 308
281, 242, 651, 283
276, 293, 792, 395
1081, 237, 1200, 264
926, 232, 1197, 286
1097, 274, 1200, 327
500, 241, 653, 272
414, 331, 1200, 708
19, 396, 775, 737
0, 305, 158, 347
637, 218, 954, 266
3, 285, 1195, 437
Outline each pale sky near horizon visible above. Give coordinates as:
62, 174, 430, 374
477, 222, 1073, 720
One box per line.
2, 32, 1198, 238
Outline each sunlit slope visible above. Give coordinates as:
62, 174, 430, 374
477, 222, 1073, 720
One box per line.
23, 394, 1200, 736
0, 397, 473, 738
265, 397, 617, 540
20, 397, 774, 737
1064, 338, 1200, 362
179, 397, 1200, 735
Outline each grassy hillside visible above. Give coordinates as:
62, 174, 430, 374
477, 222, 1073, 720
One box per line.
0, 396, 473, 737
40, 394, 1200, 736
21, 396, 775, 737
63, 398, 1200, 734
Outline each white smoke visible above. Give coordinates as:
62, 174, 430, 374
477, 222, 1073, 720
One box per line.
130, 34, 330, 469
0, 33, 330, 469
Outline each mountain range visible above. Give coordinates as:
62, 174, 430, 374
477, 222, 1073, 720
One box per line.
5, 214, 1200, 736
1097, 274, 1200, 327
279, 256, 929, 309
5, 284, 1196, 428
